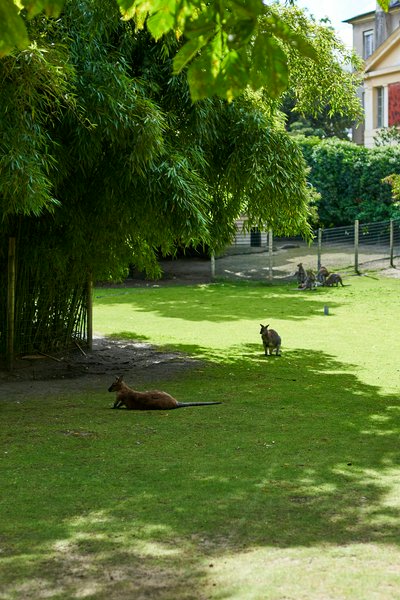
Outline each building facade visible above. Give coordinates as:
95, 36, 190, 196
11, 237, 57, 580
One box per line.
344, 1, 400, 146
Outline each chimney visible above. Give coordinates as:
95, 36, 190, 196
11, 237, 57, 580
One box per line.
375, 2, 388, 48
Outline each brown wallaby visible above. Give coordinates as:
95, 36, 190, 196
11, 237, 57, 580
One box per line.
324, 273, 344, 287
295, 262, 306, 284
260, 324, 281, 356
108, 376, 222, 410
299, 269, 316, 290
316, 266, 329, 284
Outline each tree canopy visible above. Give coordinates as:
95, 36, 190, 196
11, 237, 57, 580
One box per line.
0, 0, 369, 354
0, 0, 389, 101
1, 0, 364, 251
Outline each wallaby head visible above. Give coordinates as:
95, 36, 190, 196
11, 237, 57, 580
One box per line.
108, 376, 124, 393
260, 324, 279, 339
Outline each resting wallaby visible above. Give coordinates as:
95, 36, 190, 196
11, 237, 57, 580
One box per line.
260, 324, 281, 356
295, 262, 306, 285
299, 269, 316, 290
324, 273, 344, 287
108, 376, 222, 410
317, 266, 329, 284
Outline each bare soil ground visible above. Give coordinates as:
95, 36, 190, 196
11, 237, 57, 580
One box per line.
0, 335, 200, 400
1, 251, 398, 399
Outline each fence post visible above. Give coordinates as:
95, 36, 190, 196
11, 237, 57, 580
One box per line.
86, 274, 93, 351
7, 237, 16, 371
268, 229, 273, 281
210, 252, 215, 280
389, 219, 394, 268
317, 228, 322, 271
354, 219, 359, 274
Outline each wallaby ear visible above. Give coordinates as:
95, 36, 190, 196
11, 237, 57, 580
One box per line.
116, 375, 123, 382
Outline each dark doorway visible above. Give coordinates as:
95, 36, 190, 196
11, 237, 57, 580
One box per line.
250, 228, 261, 247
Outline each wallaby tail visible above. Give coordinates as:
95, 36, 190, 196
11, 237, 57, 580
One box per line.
176, 401, 222, 408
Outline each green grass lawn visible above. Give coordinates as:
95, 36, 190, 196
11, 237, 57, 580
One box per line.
1, 276, 400, 599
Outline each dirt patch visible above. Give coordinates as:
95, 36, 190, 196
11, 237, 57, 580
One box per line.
0, 336, 200, 400
129, 253, 400, 283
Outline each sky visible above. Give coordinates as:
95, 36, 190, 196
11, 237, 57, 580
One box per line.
294, 0, 376, 48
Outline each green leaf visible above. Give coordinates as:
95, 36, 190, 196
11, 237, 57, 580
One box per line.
217, 49, 249, 99
377, 0, 389, 9
0, 0, 29, 56
172, 34, 212, 74
250, 32, 288, 97
147, 10, 175, 39
182, 2, 218, 39
265, 12, 316, 61
187, 45, 248, 102
21, 0, 65, 18
229, 0, 264, 20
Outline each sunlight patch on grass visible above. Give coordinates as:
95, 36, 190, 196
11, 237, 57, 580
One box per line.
135, 541, 182, 558
206, 544, 400, 600
94, 277, 400, 394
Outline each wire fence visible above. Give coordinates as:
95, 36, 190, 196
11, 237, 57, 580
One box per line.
214, 219, 400, 282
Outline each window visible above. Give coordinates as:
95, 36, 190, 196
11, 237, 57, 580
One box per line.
376, 86, 384, 128
388, 82, 400, 126
363, 30, 374, 59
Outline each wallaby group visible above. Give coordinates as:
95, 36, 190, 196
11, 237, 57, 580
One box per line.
108, 376, 222, 410
295, 264, 344, 289
260, 324, 281, 356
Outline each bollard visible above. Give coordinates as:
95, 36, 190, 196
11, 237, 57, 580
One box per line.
324, 305, 329, 316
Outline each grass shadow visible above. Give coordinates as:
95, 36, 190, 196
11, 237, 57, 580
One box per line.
1, 346, 400, 598
94, 282, 344, 323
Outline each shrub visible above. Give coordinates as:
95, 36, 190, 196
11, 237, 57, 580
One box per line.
295, 136, 400, 226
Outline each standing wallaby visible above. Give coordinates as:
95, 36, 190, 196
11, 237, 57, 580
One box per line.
317, 266, 329, 284
108, 376, 222, 410
260, 324, 281, 356
324, 273, 344, 287
295, 262, 306, 285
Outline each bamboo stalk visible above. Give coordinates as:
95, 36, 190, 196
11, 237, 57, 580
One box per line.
87, 274, 93, 351
7, 238, 16, 371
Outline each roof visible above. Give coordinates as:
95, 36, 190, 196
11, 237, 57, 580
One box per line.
343, 1, 400, 24
343, 11, 374, 25
364, 24, 400, 73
